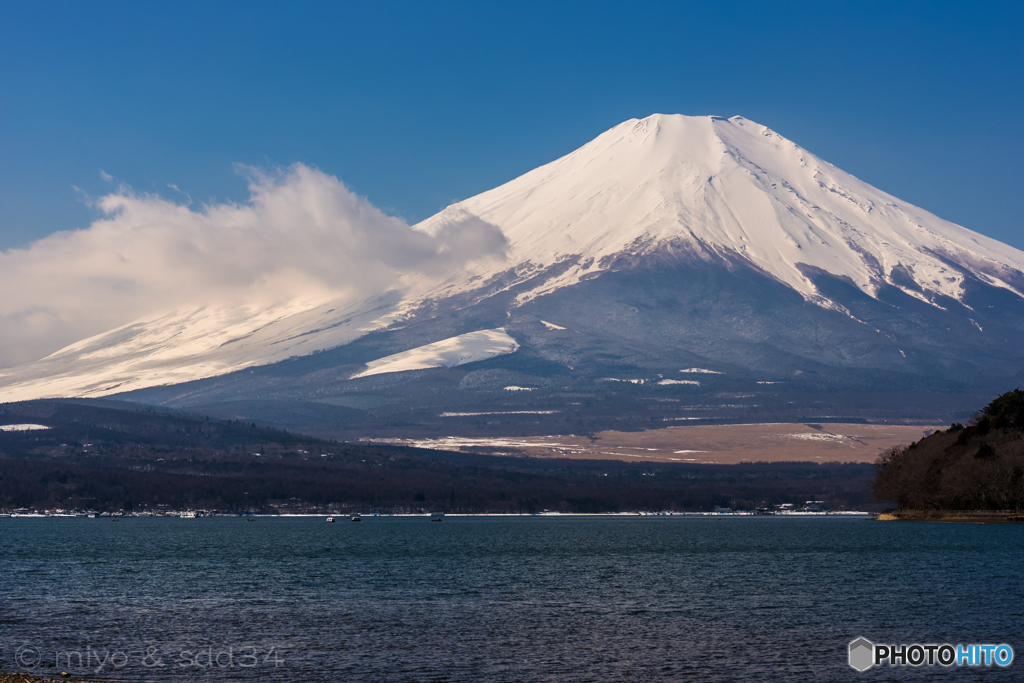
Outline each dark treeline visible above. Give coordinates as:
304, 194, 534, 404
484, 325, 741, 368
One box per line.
0, 457, 877, 514
873, 389, 1024, 511
0, 400, 878, 513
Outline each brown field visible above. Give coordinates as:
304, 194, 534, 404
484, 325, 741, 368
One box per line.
370, 423, 944, 464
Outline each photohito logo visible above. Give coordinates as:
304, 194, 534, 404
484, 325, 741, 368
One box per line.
849, 637, 1013, 671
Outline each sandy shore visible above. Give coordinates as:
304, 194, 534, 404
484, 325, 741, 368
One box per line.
874, 511, 1024, 523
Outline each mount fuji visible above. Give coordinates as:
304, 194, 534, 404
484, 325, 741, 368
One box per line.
3, 114, 1023, 434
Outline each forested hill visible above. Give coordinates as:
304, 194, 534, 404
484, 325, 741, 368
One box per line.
873, 389, 1024, 510
0, 399, 321, 455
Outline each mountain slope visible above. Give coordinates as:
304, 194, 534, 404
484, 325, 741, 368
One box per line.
1, 114, 1023, 410
0, 292, 405, 401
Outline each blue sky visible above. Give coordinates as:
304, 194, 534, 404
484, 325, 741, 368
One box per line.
1, 0, 1021, 250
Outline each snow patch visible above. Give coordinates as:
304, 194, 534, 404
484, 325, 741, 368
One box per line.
680, 368, 723, 374
0, 423, 50, 431
352, 328, 519, 378
540, 320, 566, 330
789, 433, 849, 442
659, 379, 701, 386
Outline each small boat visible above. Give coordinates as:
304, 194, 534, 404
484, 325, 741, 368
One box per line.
326, 517, 335, 523
180, 511, 197, 519
351, 515, 362, 522
246, 518, 255, 522
431, 513, 444, 522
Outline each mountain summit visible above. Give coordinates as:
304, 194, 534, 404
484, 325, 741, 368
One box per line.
2, 114, 1023, 425
421, 114, 1022, 311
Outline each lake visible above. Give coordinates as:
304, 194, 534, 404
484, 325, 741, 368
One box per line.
1, 516, 1020, 681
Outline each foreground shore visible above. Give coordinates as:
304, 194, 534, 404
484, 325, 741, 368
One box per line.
0, 674, 102, 683
874, 510, 1024, 523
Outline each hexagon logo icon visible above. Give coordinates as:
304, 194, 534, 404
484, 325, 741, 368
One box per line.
849, 637, 874, 671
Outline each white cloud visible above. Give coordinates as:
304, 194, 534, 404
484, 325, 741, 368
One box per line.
0, 164, 506, 368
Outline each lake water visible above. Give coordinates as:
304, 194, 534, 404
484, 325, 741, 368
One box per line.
1, 516, 1021, 682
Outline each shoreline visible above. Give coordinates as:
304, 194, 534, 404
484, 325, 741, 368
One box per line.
874, 510, 1024, 524
2, 511, 874, 518
0, 673, 105, 683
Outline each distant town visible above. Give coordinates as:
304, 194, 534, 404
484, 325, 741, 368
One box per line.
1, 499, 865, 518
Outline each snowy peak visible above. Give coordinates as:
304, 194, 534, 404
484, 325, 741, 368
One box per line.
418, 114, 1024, 307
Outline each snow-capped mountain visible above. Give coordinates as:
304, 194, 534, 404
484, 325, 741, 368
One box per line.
2, 114, 1023, 414
419, 114, 1023, 311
